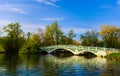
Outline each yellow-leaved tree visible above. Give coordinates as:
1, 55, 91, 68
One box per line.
99, 25, 120, 48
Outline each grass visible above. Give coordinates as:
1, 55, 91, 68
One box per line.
106, 53, 120, 59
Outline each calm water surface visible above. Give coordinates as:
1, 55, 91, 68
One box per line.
0, 54, 120, 76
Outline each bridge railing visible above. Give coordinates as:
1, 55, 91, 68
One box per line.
40, 45, 120, 52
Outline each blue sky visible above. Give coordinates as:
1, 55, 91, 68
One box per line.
0, 0, 120, 40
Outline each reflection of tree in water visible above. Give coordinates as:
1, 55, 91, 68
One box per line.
18, 54, 41, 75
0, 54, 120, 76
40, 55, 59, 76
19, 54, 40, 67
0, 54, 5, 66
0, 54, 42, 76
83, 63, 101, 76
101, 59, 120, 76
4, 54, 19, 76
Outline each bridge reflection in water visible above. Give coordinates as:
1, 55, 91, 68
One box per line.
0, 54, 120, 76
45, 55, 107, 66
41, 55, 107, 76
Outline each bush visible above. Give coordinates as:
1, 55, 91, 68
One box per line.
19, 42, 40, 54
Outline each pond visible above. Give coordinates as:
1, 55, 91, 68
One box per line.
0, 54, 120, 76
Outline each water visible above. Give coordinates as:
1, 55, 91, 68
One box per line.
0, 54, 120, 76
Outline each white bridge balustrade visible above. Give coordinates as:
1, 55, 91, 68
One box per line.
40, 45, 120, 56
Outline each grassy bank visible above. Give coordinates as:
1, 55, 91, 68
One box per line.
106, 53, 120, 59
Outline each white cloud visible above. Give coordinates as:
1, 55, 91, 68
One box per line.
0, 19, 91, 34
117, 0, 120, 5
0, 19, 45, 34
0, 19, 15, 28
40, 17, 65, 21
36, 0, 60, 8
0, 19, 15, 34
21, 23, 45, 33
22, 24, 92, 35
0, 4, 27, 14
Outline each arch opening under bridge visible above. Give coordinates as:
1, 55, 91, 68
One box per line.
42, 48, 97, 58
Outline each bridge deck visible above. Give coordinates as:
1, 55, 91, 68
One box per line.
41, 45, 119, 54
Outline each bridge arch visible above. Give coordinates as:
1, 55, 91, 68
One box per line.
79, 51, 97, 58
50, 48, 97, 58
50, 48, 74, 57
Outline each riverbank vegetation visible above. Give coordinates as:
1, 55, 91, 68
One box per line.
0, 22, 79, 54
0, 21, 120, 55
106, 53, 120, 59
80, 25, 120, 48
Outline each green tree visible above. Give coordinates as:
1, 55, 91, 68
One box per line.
27, 32, 31, 41
44, 21, 63, 45
44, 25, 54, 45
51, 21, 63, 45
67, 30, 76, 44
117, 38, 120, 48
80, 30, 99, 46
72, 40, 80, 45
28, 33, 41, 53
0, 28, 1, 33
59, 35, 68, 44
20, 32, 42, 53
37, 28, 44, 46
3, 23, 24, 53
26, 32, 32, 51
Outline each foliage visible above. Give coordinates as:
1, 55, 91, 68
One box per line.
72, 40, 80, 45
80, 30, 99, 46
44, 21, 64, 45
2, 23, 25, 53
67, 30, 76, 44
99, 25, 120, 48
19, 32, 41, 53
80, 25, 120, 49
2, 21, 120, 54
0, 45, 5, 53
44, 25, 54, 45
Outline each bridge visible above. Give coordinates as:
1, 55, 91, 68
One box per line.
40, 45, 119, 57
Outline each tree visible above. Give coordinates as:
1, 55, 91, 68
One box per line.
0, 28, 2, 35
67, 30, 76, 44
59, 35, 68, 44
28, 33, 41, 53
99, 25, 120, 48
51, 21, 63, 45
44, 21, 63, 45
27, 32, 31, 41
37, 28, 44, 46
72, 40, 80, 45
25, 32, 31, 51
3, 23, 24, 53
44, 25, 54, 46
80, 30, 99, 46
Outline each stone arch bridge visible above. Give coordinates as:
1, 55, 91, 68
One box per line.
40, 45, 119, 57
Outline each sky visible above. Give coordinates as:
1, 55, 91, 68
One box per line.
0, 0, 120, 40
